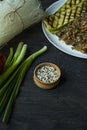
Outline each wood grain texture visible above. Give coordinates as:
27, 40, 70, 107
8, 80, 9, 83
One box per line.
0, 0, 87, 130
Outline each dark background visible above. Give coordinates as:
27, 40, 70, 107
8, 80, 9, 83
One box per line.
0, 0, 87, 130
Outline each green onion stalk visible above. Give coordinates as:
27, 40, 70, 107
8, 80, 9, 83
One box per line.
0, 42, 27, 87
0, 43, 47, 123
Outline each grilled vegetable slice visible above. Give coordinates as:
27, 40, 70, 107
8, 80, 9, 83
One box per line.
44, 0, 86, 34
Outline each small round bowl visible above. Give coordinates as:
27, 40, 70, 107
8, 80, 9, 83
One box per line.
33, 62, 61, 89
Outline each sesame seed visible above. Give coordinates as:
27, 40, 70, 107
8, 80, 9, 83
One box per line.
36, 66, 59, 83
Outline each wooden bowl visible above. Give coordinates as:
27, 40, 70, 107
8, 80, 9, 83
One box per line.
33, 62, 61, 89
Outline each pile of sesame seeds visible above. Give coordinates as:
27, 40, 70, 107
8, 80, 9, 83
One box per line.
36, 65, 59, 83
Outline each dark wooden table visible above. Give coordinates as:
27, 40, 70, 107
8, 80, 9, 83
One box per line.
0, 0, 87, 130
